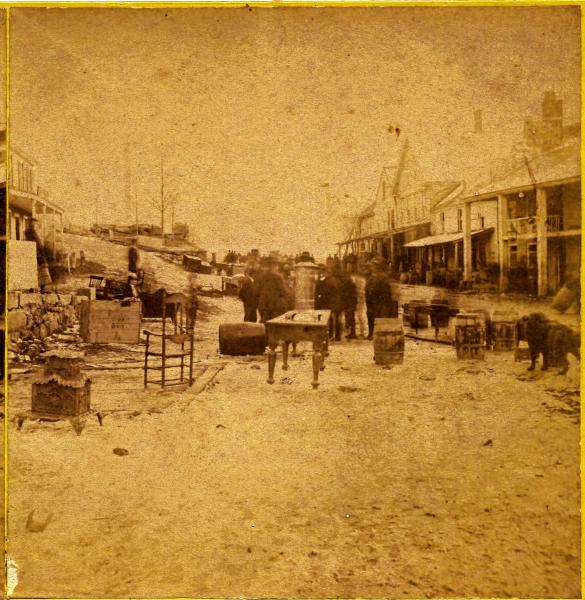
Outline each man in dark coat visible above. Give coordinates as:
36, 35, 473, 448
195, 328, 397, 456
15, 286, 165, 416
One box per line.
238, 269, 259, 323
314, 265, 330, 310
365, 258, 393, 340
340, 270, 358, 340
257, 258, 290, 323
323, 264, 345, 341
128, 239, 141, 274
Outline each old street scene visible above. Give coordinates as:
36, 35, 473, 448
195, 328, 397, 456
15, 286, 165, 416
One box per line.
6, 7, 581, 599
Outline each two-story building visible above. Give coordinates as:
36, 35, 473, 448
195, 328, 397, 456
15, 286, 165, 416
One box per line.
8, 145, 65, 291
338, 141, 462, 274
462, 138, 580, 296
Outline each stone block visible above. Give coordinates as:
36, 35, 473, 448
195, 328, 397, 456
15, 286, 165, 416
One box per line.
77, 287, 96, 301
20, 292, 42, 307
8, 309, 27, 333
58, 294, 73, 306
42, 293, 60, 306
7, 292, 20, 310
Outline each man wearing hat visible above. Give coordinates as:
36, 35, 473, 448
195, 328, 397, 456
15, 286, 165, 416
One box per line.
238, 267, 259, 322
24, 218, 52, 291
128, 238, 141, 274
365, 257, 394, 340
257, 256, 290, 323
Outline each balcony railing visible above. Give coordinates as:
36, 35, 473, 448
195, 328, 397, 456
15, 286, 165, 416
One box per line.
506, 216, 536, 236
546, 214, 563, 232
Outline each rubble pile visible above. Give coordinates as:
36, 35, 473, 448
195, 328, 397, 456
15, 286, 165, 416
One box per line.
8, 291, 81, 362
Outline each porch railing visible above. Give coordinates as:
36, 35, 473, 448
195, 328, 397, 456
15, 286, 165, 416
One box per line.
546, 214, 563, 232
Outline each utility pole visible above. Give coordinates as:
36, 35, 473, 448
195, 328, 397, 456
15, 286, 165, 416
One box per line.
135, 191, 139, 235
160, 148, 165, 244
94, 191, 99, 231
125, 142, 133, 232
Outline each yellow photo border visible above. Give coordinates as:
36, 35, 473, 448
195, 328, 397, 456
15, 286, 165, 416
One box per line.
1, 2, 582, 600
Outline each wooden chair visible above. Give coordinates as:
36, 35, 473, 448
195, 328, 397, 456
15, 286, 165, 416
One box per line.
143, 292, 196, 389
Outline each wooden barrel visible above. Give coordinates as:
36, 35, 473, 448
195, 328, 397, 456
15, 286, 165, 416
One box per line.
454, 312, 485, 359
219, 323, 266, 356
373, 318, 404, 366
491, 310, 519, 352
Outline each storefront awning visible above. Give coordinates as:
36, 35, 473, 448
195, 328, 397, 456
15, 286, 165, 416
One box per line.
403, 227, 494, 248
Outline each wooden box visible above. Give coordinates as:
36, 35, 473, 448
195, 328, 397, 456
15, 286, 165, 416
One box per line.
79, 299, 142, 344
219, 323, 266, 355
32, 380, 91, 416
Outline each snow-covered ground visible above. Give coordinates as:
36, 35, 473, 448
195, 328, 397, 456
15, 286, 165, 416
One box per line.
6, 245, 581, 597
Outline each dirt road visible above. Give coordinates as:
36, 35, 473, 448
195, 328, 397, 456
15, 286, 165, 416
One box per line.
7, 263, 581, 598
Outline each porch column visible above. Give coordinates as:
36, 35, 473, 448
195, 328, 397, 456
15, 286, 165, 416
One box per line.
60, 212, 64, 256
41, 203, 47, 244
497, 194, 508, 291
51, 210, 56, 260
463, 201, 472, 281
536, 186, 548, 296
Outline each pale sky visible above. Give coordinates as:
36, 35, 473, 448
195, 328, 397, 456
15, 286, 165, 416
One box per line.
9, 6, 581, 259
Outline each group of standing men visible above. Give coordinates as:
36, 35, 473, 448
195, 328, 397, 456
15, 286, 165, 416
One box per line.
238, 256, 293, 324
315, 257, 396, 341
238, 254, 396, 341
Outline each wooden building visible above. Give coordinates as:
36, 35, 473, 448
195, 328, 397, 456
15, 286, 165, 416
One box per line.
462, 138, 580, 296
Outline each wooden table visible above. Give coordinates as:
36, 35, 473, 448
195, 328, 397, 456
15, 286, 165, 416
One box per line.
265, 310, 331, 389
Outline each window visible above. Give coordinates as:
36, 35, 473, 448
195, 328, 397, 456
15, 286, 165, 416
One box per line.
440, 212, 445, 233
509, 244, 518, 268
527, 243, 537, 269
478, 241, 487, 266
457, 208, 463, 232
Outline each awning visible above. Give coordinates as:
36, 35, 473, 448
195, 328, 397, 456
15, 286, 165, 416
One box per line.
403, 227, 494, 248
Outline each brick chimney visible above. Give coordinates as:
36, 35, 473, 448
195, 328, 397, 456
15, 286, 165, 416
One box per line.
541, 90, 563, 150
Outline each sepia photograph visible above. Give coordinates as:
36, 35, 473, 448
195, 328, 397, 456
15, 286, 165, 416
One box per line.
4, 5, 582, 598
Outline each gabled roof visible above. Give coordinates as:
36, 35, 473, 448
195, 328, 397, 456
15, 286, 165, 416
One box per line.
464, 138, 580, 201
425, 181, 463, 208
358, 199, 376, 219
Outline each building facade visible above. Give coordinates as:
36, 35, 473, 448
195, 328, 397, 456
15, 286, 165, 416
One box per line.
8, 145, 65, 291
463, 139, 580, 296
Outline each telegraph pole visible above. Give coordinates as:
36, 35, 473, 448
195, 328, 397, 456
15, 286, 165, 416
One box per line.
135, 191, 139, 235
160, 148, 165, 243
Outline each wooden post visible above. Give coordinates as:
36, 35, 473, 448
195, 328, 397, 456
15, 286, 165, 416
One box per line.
536, 186, 548, 296
497, 194, 508, 291
463, 201, 472, 282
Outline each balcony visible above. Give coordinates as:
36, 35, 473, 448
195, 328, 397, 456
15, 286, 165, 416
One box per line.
506, 216, 536, 236
546, 214, 563, 232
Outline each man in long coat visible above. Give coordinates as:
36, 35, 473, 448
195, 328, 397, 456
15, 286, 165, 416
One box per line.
365, 258, 394, 339
238, 269, 259, 322
257, 258, 290, 323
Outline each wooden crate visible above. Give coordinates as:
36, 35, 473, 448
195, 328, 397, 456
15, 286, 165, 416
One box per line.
79, 299, 142, 344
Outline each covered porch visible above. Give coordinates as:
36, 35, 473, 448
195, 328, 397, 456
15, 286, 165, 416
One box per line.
404, 228, 495, 289
9, 190, 65, 260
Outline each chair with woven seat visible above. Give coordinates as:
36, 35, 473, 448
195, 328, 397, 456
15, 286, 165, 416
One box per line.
143, 292, 196, 389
